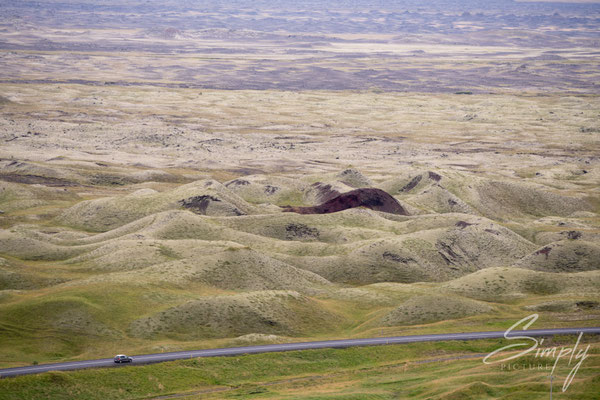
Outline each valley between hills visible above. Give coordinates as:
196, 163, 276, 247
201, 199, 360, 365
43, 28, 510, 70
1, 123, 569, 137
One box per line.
0, 85, 598, 369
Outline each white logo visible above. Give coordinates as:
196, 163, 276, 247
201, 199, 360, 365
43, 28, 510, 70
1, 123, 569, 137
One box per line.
483, 314, 590, 392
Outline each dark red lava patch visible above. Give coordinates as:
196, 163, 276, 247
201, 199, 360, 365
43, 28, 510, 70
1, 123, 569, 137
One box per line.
400, 175, 422, 192
383, 251, 415, 263
179, 195, 221, 214
310, 182, 342, 203
455, 221, 475, 229
225, 179, 250, 187
282, 188, 408, 215
535, 246, 552, 259
0, 173, 77, 187
285, 223, 320, 240
264, 185, 279, 195
428, 171, 442, 181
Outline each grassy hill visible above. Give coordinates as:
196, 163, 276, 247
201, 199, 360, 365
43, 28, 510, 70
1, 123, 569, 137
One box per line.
0, 159, 598, 369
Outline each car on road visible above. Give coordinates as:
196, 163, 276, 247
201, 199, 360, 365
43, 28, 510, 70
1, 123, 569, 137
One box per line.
113, 354, 133, 363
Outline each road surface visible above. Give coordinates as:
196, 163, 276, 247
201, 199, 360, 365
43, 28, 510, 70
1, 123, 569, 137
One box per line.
1, 327, 599, 378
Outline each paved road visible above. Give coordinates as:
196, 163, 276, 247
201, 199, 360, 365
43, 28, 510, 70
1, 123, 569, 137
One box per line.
1, 327, 599, 378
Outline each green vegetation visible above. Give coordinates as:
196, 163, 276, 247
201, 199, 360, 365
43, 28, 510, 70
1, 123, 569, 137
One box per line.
0, 85, 598, 397
1, 339, 599, 399
381, 295, 493, 325
0, 161, 598, 367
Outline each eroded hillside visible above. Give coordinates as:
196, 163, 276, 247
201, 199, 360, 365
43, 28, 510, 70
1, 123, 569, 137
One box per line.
0, 86, 598, 366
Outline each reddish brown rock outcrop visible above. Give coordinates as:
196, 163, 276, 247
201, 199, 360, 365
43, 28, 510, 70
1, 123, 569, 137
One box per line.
282, 188, 408, 215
